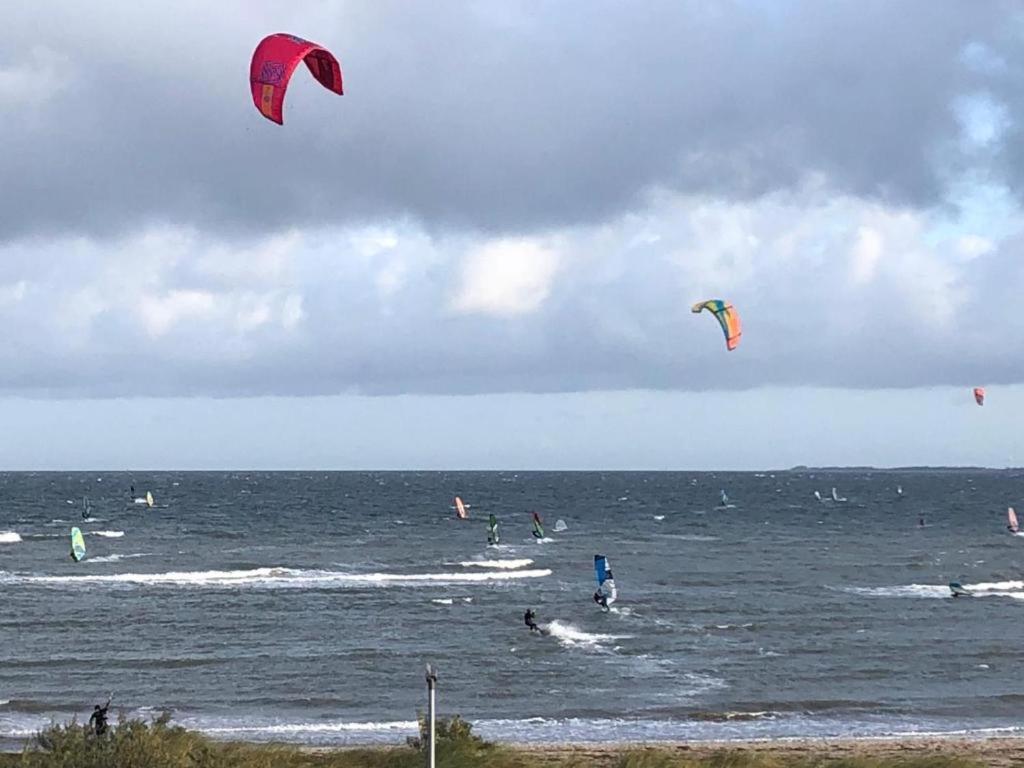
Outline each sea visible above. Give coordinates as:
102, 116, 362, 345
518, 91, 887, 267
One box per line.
2, 470, 1024, 749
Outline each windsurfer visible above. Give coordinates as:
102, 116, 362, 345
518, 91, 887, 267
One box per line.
593, 569, 614, 609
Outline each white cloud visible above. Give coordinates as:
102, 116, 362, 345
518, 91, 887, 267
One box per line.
956, 234, 994, 261
0, 46, 70, 109
138, 290, 217, 338
450, 238, 561, 317
952, 92, 1011, 150
850, 226, 883, 284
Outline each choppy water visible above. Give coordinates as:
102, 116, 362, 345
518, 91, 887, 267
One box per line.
2, 470, 1024, 747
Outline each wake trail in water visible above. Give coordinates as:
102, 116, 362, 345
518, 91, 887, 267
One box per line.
544, 620, 629, 650
458, 559, 534, 570
0, 566, 552, 590
841, 580, 1024, 600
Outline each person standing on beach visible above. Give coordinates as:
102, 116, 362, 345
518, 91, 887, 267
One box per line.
89, 695, 112, 736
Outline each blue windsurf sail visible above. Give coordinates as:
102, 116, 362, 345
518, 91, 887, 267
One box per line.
594, 554, 617, 607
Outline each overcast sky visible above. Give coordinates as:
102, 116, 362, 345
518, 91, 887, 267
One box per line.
1, 1, 1022, 469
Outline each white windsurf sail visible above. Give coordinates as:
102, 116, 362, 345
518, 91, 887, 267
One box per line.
454, 496, 468, 519
145, 491, 154, 508
553, 519, 568, 532
831, 487, 846, 502
1009, 507, 1019, 534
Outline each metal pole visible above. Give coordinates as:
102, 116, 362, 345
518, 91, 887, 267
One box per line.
425, 664, 437, 768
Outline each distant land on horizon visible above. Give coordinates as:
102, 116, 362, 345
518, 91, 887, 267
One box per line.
784, 465, 1018, 473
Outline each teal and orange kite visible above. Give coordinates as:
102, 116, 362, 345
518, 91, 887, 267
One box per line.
692, 299, 741, 351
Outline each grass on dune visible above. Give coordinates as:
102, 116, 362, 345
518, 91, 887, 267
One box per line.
0, 713, 983, 768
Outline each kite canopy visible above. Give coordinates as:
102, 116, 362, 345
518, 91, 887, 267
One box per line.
691, 299, 741, 351
250, 33, 343, 124
974, 387, 985, 406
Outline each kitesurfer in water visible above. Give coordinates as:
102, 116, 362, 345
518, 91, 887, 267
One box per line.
89, 696, 112, 736
524, 608, 540, 633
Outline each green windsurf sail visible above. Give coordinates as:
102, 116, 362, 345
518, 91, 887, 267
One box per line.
70, 527, 86, 562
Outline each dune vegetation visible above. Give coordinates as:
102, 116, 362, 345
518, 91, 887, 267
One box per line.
0, 714, 984, 768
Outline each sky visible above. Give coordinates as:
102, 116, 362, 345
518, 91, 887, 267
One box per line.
1, 1, 1023, 469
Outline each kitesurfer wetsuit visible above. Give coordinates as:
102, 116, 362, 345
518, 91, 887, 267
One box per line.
89, 699, 111, 736
524, 609, 540, 632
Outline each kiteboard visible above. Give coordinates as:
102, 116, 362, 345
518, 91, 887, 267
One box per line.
716, 490, 735, 509
70, 527, 86, 562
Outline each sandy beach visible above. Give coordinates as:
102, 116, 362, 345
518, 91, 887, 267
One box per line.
513, 736, 1024, 767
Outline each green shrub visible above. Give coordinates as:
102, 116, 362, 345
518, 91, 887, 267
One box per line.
1, 714, 987, 768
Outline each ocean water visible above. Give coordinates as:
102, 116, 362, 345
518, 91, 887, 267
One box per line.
2, 470, 1024, 748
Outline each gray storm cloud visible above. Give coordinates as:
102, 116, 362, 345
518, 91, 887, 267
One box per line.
0, 1, 1021, 400
0, 1, 1017, 240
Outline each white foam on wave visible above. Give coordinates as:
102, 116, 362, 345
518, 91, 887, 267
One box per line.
202, 720, 417, 735
0, 532, 22, 543
0, 566, 552, 589
432, 598, 454, 605
545, 620, 629, 649
653, 515, 665, 521
88, 553, 149, 564
842, 584, 949, 599
843, 580, 1024, 600
664, 534, 719, 542
458, 558, 534, 570
91, 531, 125, 538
